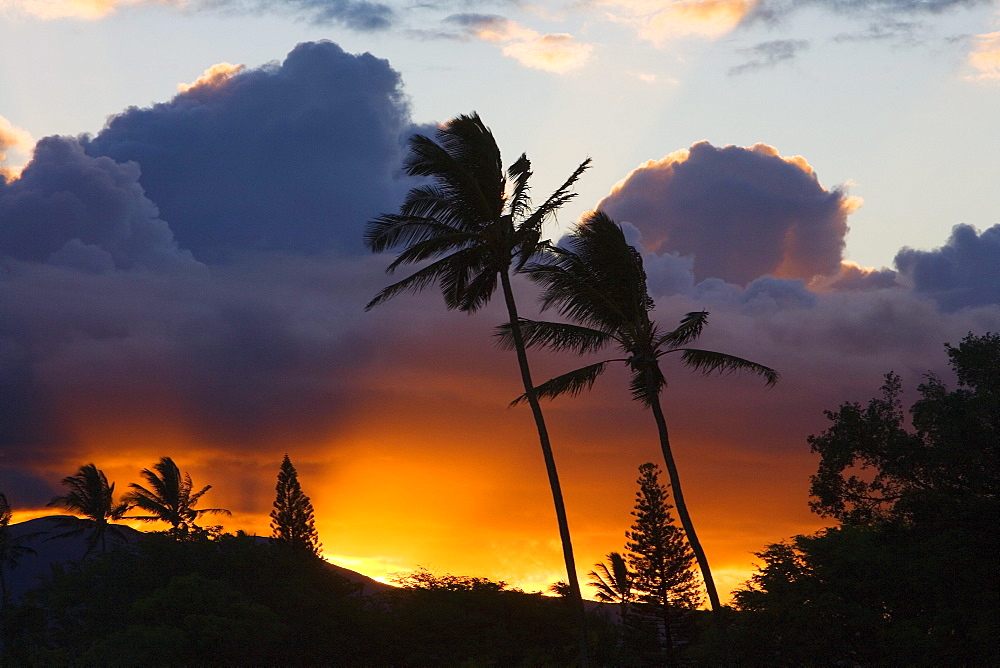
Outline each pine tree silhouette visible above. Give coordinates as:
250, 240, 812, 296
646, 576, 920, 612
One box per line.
626, 463, 701, 664
270, 455, 321, 556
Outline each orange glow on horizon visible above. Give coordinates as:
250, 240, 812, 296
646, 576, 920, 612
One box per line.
15, 406, 830, 604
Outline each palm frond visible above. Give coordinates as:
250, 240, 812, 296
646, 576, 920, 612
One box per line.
495, 318, 610, 354
511, 361, 610, 406
384, 232, 478, 273
519, 157, 592, 232
656, 311, 709, 350
506, 153, 532, 222
364, 210, 464, 253
672, 348, 780, 386
365, 248, 481, 311
457, 265, 500, 313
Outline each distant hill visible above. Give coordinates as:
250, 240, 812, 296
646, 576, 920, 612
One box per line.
2, 516, 393, 602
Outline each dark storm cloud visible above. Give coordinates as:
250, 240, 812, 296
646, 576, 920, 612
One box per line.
894, 223, 1000, 311
597, 141, 855, 286
729, 39, 809, 75
0, 40, 427, 492
0, 137, 195, 271
83, 40, 413, 262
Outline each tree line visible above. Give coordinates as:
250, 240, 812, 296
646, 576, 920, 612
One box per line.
0, 454, 320, 607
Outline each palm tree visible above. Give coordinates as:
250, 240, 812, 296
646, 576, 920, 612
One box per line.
125, 456, 230, 537
589, 551, 634, 618
0, 491, 39, 609
47, 463, 132, 556
364, 112, 592, 658
500, 210, 778, 624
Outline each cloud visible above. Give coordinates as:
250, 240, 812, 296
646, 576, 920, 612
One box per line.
178, 62, 245, 93
831, 20, 923, 43
443, 13, 593, 72
5, 0, 395, 29
0, 136, 196, 271
1, 0, 138, 20
729, 39, 809, 75
0, 116, 33, 181
232, 0, 395, 30
599, 0, 756, 45
965, 31, 1000, 82
894, 223, 1000, 311
596, 141, 861, 285
82, 41, 415, 261
746, 0, 991, 26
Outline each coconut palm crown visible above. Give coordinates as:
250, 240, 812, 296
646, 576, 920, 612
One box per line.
364, 113, 590, 313
47, 463, 132, 556
125, 456, 230, 536
499, 209, 777, 621
588, 551, 634, 614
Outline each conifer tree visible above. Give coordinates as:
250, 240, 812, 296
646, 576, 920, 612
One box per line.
626, 463, 702, 663
270, 455, 321, 556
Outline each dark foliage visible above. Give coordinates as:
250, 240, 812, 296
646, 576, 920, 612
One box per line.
1, 533, 612, 665
5, 532, 374, 665
730, 333, 1000, 665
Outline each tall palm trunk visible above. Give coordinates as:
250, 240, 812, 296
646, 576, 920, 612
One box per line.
649, 395, 725, 629
499, 269, 589, 666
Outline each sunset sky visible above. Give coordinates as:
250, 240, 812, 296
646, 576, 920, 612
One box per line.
1, 0, 999, 599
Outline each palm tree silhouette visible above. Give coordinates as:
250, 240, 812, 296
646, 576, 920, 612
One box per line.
365, 112, 592, 656
47, 463, 132, 556
588, 551, 634, 617
125, 456, 230, 536
501, 210, 777, 623
0, 491, 39, 608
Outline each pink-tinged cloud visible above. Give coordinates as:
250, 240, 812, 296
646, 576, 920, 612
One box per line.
597, 141, 861, 285
966, 31, 1000, 82
601, 0, 756, 45
0, 116, 33, 181
444, 14, 593, 73
3, 0, 144, 19
178, 62, 245, 93
4, 0, 395, 28
502, 33, 594, 73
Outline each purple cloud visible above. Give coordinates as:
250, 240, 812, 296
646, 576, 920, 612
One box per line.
598, 141, 857, 286
895, 223, 1000, 311
83, 41, 414, 262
